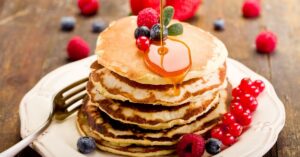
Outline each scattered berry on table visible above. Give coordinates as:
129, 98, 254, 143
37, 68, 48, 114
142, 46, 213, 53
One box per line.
137, 8, 159, 29
237, 111, 252, 126
222, 112, 236, 125
67, 36, 90, 61
176, 134, 205, 157
255, 31, 277, 54
211, 126, 224, 140
60, 16, 76, 31
136, 36, 150, 51
150, 24, 168, 41
228, 123, 243, 137
213, 18, 225, 31
166, 0, 201, 21
77, 136, 96, 154
92, 21, 107, 33
253, 80, 265, 92
222, 133, 236, 146
78, 0, 99, 16
134, 26, 150, 39
242, 0, 261, 18
205, 138, 222, 155
130, 0, 160, 15
230, 102, 244, 116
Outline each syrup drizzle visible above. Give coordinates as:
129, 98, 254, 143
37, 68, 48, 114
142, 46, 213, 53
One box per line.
143, 0, 192, 96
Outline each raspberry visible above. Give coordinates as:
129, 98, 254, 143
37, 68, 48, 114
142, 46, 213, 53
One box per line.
176, 134, 205, 157
137, 8, 159, 29
130, 0, 160, 15
166, 0, 201, 21
255, 31, 277, 54
78, 0, 99, 16
67, 36, 90, 61
242, 0, 260, 18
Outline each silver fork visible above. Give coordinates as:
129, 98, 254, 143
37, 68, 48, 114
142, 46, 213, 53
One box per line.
0, 77, 89, 157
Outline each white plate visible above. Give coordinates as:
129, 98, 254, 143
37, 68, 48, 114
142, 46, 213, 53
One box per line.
19, 56, 285, 157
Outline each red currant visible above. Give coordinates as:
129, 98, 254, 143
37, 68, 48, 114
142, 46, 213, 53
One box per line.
248, 85, 260, 97
230, 102, 244, 116
232, 96, 241, 103
136, 36, 150, 51
222, 113, 236, 125
228, 123, 243, 137
222, 133, 236, 146
239, 78, 253, 91
211, 126, 224, 140
246, 98, 258, 112
238, 111, 252, 126
253, 80, 265, 93
232, 87, 243, 97
241, 93, 255, 105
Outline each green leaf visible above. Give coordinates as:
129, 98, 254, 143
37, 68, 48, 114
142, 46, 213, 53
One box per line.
163, 6, 174, 26
168, 23, 183, 36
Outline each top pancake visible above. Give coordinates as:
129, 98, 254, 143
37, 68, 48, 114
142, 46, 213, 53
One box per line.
95, 16, 228, 85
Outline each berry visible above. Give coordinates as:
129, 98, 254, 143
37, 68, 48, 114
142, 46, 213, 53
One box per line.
211, 126, 224, 140
253, 80, 265, 92
241, 93, 255, 105
205, 138, 222, 155
232, 96, 242, 103
136, 36, 150, 51
247, 85, 260, 97
150, 24, 168, 41
246, 98, 258, 112
256, 31, 277, 53
238, 111, 252, 126
137, 8, 159, 29
166, 0, 201, 21
242, 0, 260, 18
222, 133, 236, 146
77, 136, 96, 154
239, 78, 253, 91
213, 18, 225, 31
77, 0, 99, 16
230, 102, 244, 116
176, 134, 205, 157
222, 113, 236, 125
60, 16, 76, 31
130, 0, 160, 15
67, 36, 90, 61
228, 123, 243, 137
232, 87, 243, 98
134, 26, 150, 39
92, 21, 107, 33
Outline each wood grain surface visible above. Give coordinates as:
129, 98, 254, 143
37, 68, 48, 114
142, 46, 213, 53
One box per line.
0, 0, 299, 156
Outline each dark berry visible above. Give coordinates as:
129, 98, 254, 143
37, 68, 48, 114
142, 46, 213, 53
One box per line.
92, 21, 107, 33
205, 138, 222, 155
77, 136, 96, 154
134, 26, 150, 39
214, 18, 225, 31
177, 134, 205, 157
150, 24, 168, 41
136, 36, 150, 51
60, 16, 76, 31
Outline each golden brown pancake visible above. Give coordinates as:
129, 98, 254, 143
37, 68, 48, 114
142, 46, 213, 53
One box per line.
95, 16, 228, 85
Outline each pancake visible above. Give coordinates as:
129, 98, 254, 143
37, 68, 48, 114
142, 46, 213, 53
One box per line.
76, 89, 227, 146
88, 64, 226, 106
95, 16, 228, 85
88, 89, 224, 130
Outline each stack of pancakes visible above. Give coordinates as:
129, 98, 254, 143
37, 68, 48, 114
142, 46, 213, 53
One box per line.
77, 16, 229, 157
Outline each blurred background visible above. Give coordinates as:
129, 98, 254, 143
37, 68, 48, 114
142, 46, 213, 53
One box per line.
0, 0, 299, 156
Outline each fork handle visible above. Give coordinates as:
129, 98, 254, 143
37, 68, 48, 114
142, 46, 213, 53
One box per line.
0, 129, 39, 157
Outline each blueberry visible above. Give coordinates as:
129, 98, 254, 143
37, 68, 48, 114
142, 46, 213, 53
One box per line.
77, 136, 96, 154
134, 26, 150, 39
60, 16, 76, 31
205, 138, 222, 155
150, 24, 168, 41
92, 21, 107, 33
213, 18, 225, 31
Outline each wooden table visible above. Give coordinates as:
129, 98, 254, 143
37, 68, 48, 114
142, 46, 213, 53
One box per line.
0, 0, 299, 156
